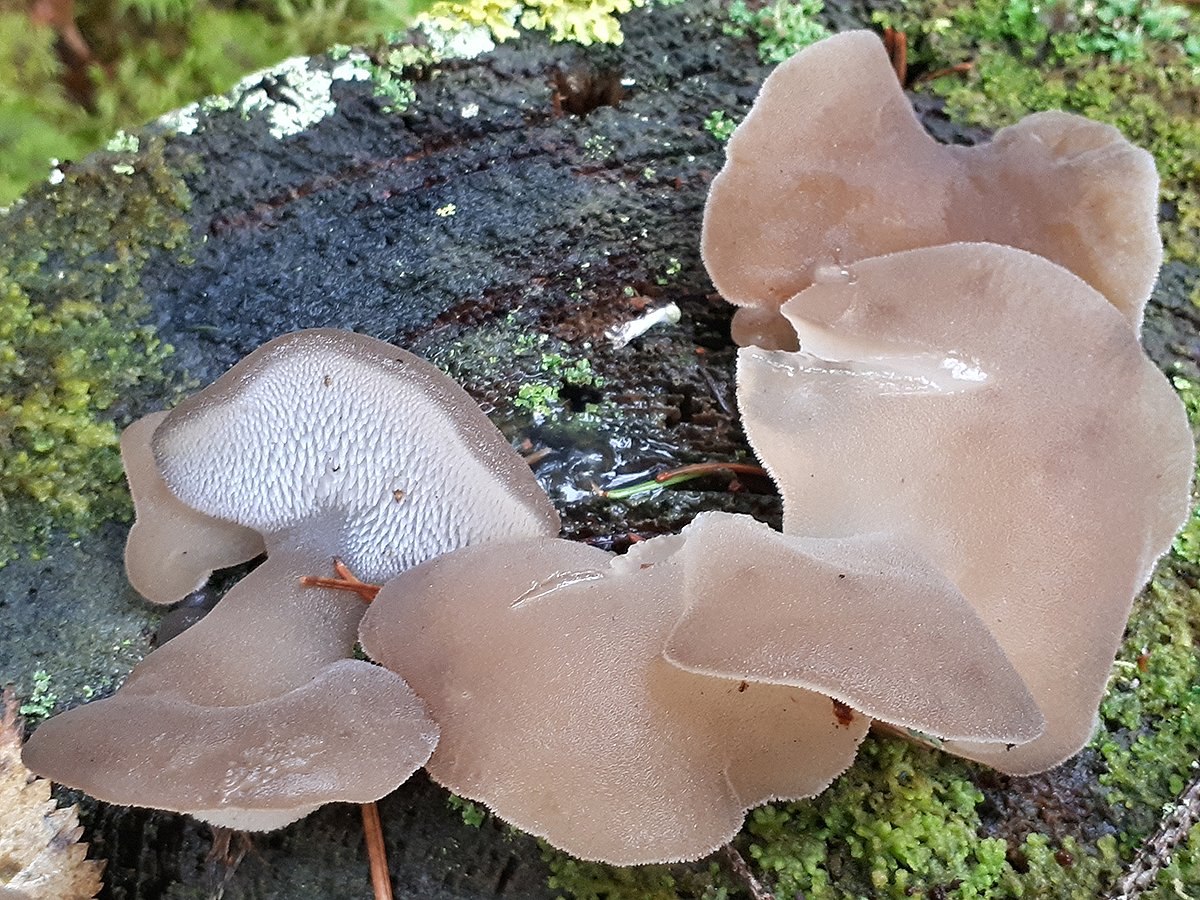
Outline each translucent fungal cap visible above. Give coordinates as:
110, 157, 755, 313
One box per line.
359, 531, 870, 865
26, 328, 562, 829
701, 30, 1162, 348
23, 549, 440, 830
121, 411, 265, 604
152, 328, 560, 584
664, 512, 1044, 744
737, 242, 1195, 774
359, 507, 1052, 863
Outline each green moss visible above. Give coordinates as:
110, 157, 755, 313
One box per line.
1097, 574, 1200, 823
702, 111, 738, 142
1170, 376, 1200, 567
448, 794, 488, 827
1088, 373, 1200, 854
1146, 821, 1200, 900
544, 851, 728, 900
1004, 834, 1122, 899
724, 0, 830, 64
1095, 434, 1200, 854
0, 0, 435, 205
545, 852, 678, 900
746, 738, 1010, 900
511, 346, 604, 420
17, 669, 58, 720
0, 136, 190, 565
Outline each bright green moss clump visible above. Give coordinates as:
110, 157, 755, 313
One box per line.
1147, 822, 1200, 900
544, 849, 728, 900
747, 739, 1010, 900
1169, 376, 1200, 567
0, 0, 433, 205
0, 136, 188, 565
1095, 374, 1200, 850
724, 0, 830, 64
1097, 574, 1200, 833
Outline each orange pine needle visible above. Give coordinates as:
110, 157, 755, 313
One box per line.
299, 558, 381, 602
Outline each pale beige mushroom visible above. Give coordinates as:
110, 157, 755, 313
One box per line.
24, 328, 560, 828
701, 30, 1162, 348
663, 512, 1044, 744
359, 506, 1051, 863
151, 328, 559, 583
737, 242, 1194, 774
359, 532, 870, 865
23, 548, 439, 830
121, 411, 265, 604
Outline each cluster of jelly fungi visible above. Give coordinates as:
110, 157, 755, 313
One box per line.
21, 28, 1194, 871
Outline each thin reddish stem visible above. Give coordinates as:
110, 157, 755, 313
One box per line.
883, 27, 908, 85
913, 62, 974, 84
653, 462, 767, 483
299, 558, 381, 602
361, 802, 394, 900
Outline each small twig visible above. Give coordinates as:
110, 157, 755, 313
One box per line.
1110, 767, 1200, 900
913, 62, 974, 84
598, 462, 769, 499
724, 844, 777, 900
883, 27, 907, 85
206, 828, 250, 900
299, 558, 381, 602
362, 802, 394, 900
653, 462, 767, 483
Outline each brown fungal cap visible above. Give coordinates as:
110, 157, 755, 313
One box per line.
737, 242, 1194, 774
121, 411, 265, 604
664, 512, 1044, 744
359, 535, 867, 865
23, 549, 439, 829
152, 328, 559, 583
701, 30, 1161, 347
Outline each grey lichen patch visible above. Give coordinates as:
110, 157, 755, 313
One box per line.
235, 58, 337, 138
159, 53, 373, 140
418, 17, 498, 58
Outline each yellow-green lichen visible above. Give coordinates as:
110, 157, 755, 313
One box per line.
418, 0, 643, 47
0, 136, 190, 566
